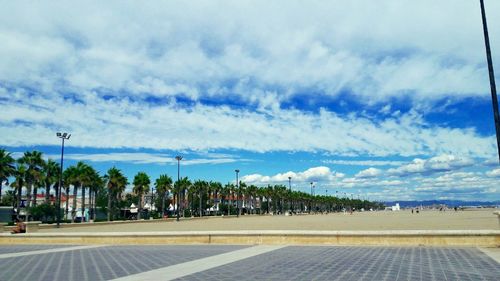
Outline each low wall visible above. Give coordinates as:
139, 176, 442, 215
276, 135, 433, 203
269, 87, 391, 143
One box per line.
1, 230, 498, 247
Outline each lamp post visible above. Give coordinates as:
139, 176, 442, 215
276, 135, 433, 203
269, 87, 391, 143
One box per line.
479, 0, 500, 164
288, 176, 292, 213
151, 186, 155, 219
175, 155, 182, 222
235, 169, 240, 218
56, 132, 70, 228
310, 182, 313, 196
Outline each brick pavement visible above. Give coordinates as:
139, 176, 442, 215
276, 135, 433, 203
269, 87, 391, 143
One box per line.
0, 245, 498, 281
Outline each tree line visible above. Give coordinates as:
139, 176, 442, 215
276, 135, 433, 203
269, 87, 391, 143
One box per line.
0, 149, 384, 222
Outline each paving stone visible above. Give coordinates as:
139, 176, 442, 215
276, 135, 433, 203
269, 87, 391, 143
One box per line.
177, 246, 500, 281
0, 245, 247, 281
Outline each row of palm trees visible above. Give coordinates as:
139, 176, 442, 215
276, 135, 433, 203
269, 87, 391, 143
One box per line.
0, 149, 383, 222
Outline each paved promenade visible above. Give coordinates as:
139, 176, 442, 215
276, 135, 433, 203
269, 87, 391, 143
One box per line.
0, 244, 498, 281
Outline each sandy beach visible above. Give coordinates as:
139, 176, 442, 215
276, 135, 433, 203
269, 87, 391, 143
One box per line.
42, 208, 500, 233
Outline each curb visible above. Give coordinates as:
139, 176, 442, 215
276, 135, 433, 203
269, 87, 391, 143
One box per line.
1, 230, 499, 246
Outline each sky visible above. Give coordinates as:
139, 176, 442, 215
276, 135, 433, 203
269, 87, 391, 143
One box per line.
1, 0, 500, 201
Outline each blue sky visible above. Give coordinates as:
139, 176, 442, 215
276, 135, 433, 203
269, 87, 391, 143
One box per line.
1, 0, 500, 201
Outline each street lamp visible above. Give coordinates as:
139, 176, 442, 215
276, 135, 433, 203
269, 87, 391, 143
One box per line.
310, 182, 313, 196
479, 0, 500, 164
56, 132, 70, 228
235, 169, 240, 218
175, 155, 182, 222
288, 176, 292, 213
151, 186, 155, 219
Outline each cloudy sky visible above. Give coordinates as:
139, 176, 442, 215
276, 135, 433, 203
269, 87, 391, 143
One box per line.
1, 0, 499, 201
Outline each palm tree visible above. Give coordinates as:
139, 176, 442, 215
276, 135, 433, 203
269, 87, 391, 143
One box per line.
10, 162, 27, 218
62, 166, 77, 220
80, 164, 97, 222
246, 184, 258, 214
132, 172, 150, 220
155, 174, 172, 217
89, 171, 104, 221
104, 167, 127, 221
42, 159, 60, 204
192, 180, 208, 217
18, 151, 44, 207
0, 149, 15, 201
174, 177, 191, 217
209, 181, 222, 215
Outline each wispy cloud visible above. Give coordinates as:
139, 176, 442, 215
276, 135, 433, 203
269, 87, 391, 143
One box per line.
324, 159, 404, 166
10, 152, 243, 166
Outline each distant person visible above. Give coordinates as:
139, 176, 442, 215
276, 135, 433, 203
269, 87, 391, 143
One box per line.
416, 208, 419, 214
454, 207, 458, 212
11, 218, 26, 234
411, 209, 414, 214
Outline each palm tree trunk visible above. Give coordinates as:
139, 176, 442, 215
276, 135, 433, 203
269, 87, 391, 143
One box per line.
81, 186, 86, 222
65, 186, 69, 220
107, 191, 111, 221
161, 192, 165, 217
26, 183, 32, 208
199, 191, 202, 217
32, 186, 38, 207
89, 189, 93, 220
72, 185, 78, 222
138, 194, 142, 220
45, 182, 50, 204
93, 190, 97, 220
16, 183, 22, 218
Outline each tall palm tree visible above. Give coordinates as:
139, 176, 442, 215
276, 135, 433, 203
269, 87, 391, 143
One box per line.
0, 149, 15, 201
18, 151, 44, 207
42, 159, 60, 204
104, 167, 127, 221
192, 180, 208, 217
246, 184, 258, 214
132, 172, 150, 220
89, 171, 104, 221
209, 181, 222, 215
155, 174, 172, 217
174, 177, 191, 217
80, 164, 97, 221
10, 162, 27, 217
63, 166, 77, 220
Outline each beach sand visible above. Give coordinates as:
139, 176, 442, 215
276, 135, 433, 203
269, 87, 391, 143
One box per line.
42, 208, 499, 232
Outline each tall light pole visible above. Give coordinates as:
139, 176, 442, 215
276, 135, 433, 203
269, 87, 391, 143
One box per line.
56, 132, 70, 228
480, 0, 500, 163
235, 169, 240, 218
288, 176, 292, 213
310, 182, 313, 196
175, 155, 182, 222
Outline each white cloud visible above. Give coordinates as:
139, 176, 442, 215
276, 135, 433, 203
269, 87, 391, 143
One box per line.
355, 167, 382, 178
322, 159, 404, 166
483, 158, 499, 166
486, 168, 500, 178
0, 0, 499, 106
10, 152, 241, 166
241, 166, 344, 184
0, 90, 496, 157
388, 154, 474, 176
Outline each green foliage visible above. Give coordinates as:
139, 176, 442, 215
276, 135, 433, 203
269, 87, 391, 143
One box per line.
0, 190, 15, 206
28, 203, 58, 221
